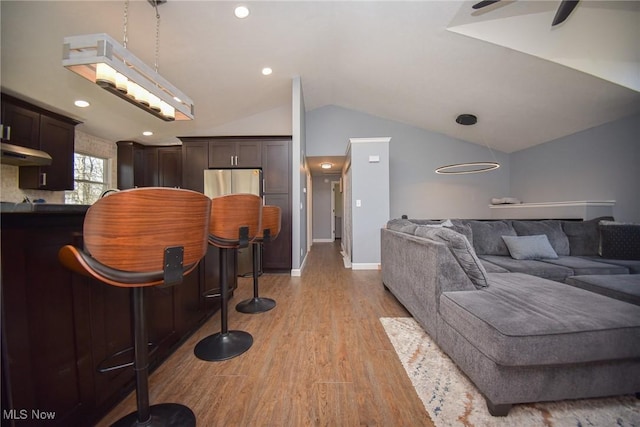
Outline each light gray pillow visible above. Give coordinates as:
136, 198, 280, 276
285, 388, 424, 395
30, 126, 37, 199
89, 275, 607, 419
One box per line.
415, 226, 488, 289
502, 235, 559, 260
511, 220, 570, 256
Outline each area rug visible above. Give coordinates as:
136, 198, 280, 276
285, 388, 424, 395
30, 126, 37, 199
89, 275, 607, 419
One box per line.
380, 317, 640, 427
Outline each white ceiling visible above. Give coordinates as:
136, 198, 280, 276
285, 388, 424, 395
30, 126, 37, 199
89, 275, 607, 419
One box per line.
1, 1, 639, 154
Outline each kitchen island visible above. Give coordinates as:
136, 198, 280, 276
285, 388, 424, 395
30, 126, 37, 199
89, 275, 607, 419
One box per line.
1, 208, 230, 426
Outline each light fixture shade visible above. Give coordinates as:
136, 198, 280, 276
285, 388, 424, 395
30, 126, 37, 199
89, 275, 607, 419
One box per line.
62, 33, 194, 121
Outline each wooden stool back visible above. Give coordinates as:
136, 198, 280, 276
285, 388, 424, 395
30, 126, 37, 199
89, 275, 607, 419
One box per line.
258, 205, 281, 241
208, 193, 262, 248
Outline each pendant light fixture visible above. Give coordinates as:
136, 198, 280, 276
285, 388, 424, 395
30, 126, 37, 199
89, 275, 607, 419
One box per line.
435, 114, 500, 175
62, 0, 194, 121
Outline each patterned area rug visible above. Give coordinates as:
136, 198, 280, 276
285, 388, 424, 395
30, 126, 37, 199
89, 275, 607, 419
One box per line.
380, 317, 640, 427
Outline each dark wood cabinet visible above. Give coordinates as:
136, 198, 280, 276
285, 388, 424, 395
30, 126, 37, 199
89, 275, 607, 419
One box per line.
181, 139, 208, 193
262, 139, 291, 194
157, 147, 182, 188
262, 139, 292, 271
1, 94, 79, 191
1, 99, 40, 147
208, 138, 261, 168
116, 141, 144, 189
1, 212, 215, 427
180, 136, 292, 272
263, 193, 292, 271
19, 115, 76, 191
116, 142, 181, 189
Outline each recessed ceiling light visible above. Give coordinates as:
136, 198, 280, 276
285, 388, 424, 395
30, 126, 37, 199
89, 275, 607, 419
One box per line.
262, 67, 273, 76
142, 131, 153, 136
320, 162, 333, 169
234, 6, 250, 19
74, 100, 90, 108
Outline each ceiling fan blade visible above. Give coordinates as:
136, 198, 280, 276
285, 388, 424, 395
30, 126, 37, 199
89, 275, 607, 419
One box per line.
472, 0, 501, 10
552, 0, 580, 26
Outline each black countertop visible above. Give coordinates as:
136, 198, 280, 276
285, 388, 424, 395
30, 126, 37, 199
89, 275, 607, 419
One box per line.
0, 202, 90, 214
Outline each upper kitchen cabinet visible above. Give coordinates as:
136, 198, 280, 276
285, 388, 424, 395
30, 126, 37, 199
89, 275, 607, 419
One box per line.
208, 138, 261, 168
1, 94, 80, 191
116, 142, 182, 189
1, 98, 40, 148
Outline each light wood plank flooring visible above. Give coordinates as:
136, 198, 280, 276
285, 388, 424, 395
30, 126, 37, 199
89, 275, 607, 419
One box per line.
97, 242, 433, 426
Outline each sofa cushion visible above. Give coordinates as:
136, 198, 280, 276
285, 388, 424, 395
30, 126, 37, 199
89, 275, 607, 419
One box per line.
540, 256, 629, 275
468, 220, 516, 256
480, 259, 509, 273
512, 220, 570, 256
478, 255, 573, 282
502, 235, 559, 260
415, 226, 488, 289
562, 217, 613, 256
566, 274, 640, 306
599, 221, 640, 260
439, 272, 640, 366
581, 257, 640, 274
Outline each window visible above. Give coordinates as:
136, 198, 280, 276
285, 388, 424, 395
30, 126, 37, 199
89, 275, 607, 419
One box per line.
65, 153, 108, 205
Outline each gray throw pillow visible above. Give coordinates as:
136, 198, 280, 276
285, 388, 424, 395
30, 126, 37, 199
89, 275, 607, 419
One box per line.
468, 220, 516, 256
599, 221, 640, 260
502, 235, 559, 260
415, 226, 488, 289
511, 220, 570, 256
386, 218, 418, 235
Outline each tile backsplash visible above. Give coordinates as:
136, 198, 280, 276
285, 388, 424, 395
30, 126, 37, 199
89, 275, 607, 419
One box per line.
0, 130, 117, 204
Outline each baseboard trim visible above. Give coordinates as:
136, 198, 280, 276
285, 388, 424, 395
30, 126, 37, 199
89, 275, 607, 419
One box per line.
291, 251, 309, 276
351, 263, 380, 270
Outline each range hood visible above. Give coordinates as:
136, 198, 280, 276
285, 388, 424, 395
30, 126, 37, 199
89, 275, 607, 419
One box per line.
1, 142, 52, 166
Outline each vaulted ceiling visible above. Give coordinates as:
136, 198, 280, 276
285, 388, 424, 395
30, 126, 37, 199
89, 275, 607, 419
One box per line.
1, 1, 639, 154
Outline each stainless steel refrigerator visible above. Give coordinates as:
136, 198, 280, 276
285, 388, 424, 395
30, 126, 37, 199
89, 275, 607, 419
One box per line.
204, 169, 262, 276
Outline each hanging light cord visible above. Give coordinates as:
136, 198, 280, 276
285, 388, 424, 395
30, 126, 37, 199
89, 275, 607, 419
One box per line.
154, 1, 160, 73
122, 0, 129, 49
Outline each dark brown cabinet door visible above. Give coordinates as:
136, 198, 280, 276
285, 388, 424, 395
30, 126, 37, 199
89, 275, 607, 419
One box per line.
1, 100, 40, 147
142, 148, 159, 187
208, 139, 262, 168
158, 147, 182, 188
208, 142, 236, 168
116, 141, 144, 189
19, 115, 75, 191
262, 140, 290, 193
263, 193, 292, 271
236, 140, 261, 168
181, 140, 208, 193
1, 219, 94, 426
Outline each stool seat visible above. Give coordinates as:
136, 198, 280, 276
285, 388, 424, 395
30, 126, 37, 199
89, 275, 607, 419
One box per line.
194, 193, 262, 362
59, 188, 211, 427
236, 205, 281, 314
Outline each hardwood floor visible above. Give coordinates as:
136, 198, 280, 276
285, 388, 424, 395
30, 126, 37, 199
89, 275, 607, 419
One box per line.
97, 242, 434, 426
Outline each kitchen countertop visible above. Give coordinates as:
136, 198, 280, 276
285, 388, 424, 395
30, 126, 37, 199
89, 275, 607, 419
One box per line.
0, 202, 91, 214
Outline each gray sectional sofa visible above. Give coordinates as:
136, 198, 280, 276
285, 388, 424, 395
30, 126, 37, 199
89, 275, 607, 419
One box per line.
381, 217, 640, 416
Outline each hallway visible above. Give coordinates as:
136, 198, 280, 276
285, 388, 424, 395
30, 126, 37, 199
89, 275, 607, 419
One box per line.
98, 242, 432, 426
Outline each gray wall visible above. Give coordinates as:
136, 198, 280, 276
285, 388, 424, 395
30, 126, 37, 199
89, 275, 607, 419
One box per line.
307, 105, 511, 220
292, 77, 307, 272
349, 138, 390, 266
312, 174, 340, 240
510, 113, 640, 222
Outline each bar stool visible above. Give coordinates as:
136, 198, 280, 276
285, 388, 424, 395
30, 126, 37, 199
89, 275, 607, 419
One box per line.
58, 187, 211, 427
194, 193, 262, 361
236, 205, 281, 313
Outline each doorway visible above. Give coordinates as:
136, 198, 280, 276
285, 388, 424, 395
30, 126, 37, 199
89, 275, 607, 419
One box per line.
331, 180, 343, 242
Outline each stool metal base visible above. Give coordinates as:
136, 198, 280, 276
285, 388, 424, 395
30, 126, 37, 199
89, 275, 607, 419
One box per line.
110, 403, 195, 427
236, 297, 276, 314
194, 331, 253, 361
